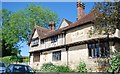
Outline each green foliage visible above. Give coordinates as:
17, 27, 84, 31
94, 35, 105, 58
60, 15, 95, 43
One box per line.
23, 57, 30, 62
55, 65, 75, 72
40, 63, 56, 72
0, 56, 24, 66
1, 4, 59, 57
40, 63, 74, 72
0, 56, 11, 66
108, 52, 120, 73
92, 2, 120, 35
77, 61, 87, 72
10, 56, 17, 63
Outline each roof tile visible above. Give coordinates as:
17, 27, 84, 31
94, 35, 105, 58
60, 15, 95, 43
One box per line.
28, 9, 101, 45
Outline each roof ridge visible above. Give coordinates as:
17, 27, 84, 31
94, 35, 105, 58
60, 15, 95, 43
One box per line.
64, 19, 72, 24
35, 25, 48, 30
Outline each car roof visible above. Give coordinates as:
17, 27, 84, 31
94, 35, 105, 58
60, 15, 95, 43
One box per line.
0, 62, 4, 63
9, 64, 28, 66
0, 62, 5, 65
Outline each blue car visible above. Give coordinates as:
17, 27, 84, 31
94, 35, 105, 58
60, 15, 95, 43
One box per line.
6, 64, 36, 74
0, 62, 6, 74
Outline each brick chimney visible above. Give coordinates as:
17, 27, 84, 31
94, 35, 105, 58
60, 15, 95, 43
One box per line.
77, 0, 85, 20
49, 21, 55, 30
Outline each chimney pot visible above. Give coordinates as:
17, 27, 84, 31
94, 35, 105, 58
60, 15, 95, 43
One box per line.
77, 0, 85, 20
49, 21, 55, 30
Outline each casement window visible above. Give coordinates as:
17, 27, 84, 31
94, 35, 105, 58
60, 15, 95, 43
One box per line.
33, 52, 40, 62
51, 35, 58, 43
52, 51, 61, 61
88, 42, 110, 58
40, 39, 44, 44
31, 37, 39, 47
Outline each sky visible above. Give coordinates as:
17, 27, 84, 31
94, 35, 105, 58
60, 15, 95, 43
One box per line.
2, 2, 94, 56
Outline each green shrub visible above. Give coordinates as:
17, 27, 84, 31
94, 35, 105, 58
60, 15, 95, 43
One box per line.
108, 52, 120, 73
56, 65, 75, 72
40, 63, 74, 72
77, 61, 87, 72
0, 56, 22, 66
0, 56, 11, 66
40, 63, 56, 72
10, 56, 17, 63
23, 57, 30, 62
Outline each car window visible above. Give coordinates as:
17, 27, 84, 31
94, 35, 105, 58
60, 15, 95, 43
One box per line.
8, 65, 13, 72
0, 62, 5, 67
27, 66, 34, 72
13, 65, 26, 72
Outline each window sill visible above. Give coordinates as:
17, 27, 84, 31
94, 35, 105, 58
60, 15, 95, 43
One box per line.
31, 44, 39, 47
88, 56, 110, 59
88, 57, 93, 59
52, 60, 61, 62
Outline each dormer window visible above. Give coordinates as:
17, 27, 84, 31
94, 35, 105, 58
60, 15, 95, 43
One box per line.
51, 35, 58, 43
31, 37, 39, 47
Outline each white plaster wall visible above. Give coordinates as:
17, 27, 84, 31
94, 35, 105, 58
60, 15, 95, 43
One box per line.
33, 30, 39, 38
29, 52, 41, 69
111, 42, 120, 52
44, 34, 64, 49
30, 53, 33, 64
59, 20, 69, 28
29, 34, 65, 52
30, 30, 39, 47
58, 34, 64, 46
29, 30, 41, 52
52, 48, 67, 66
29, 46, 40, 52
109, 41, 120, 54
30, 43, 119, 71
68, 44, 97, 70
36, 48, 67, 67
114, 29, 120, 38
66, 24, 92, 44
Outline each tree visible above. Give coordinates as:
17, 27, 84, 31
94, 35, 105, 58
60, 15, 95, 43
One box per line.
0, 9, 15, 57
92, 1, 120, 35
8, 4, 59, 41
93, 1, 120, 72
1, 4, 60, 57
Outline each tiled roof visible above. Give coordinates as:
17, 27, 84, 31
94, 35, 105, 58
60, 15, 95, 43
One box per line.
64, 9, 101, 31
64, 19, 72, 25
41, 9, 101, 39
28, 26, 50, 45
28, 9, 101, 45
58, 18, 72, 29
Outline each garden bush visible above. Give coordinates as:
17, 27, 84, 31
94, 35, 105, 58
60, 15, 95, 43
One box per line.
0, 56, 22, 66
55, 65, 75, 72
40, 63, 56, 72
108, 52, 120, 73
23, 57, 30, 62
40, 63, 74, 72
77, 61, 87, 72
0, 56, 11, 66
